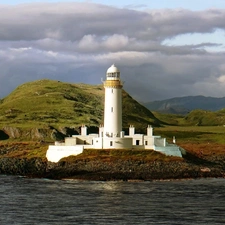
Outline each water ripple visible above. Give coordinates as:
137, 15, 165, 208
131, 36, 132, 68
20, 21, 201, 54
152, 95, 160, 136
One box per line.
0, 176, 225, 224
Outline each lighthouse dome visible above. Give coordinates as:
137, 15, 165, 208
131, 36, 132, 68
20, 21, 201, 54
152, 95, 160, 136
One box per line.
107, 64, 120, 74
106, 64, 120, 79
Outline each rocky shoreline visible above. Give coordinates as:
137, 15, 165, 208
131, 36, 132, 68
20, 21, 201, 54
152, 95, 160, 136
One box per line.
0, 153, 225, 181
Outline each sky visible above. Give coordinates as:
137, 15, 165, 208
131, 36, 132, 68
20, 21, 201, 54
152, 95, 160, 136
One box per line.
1, 1, 225, 102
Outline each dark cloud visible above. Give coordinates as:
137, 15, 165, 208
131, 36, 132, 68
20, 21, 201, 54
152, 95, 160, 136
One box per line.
0, 2, 225, 102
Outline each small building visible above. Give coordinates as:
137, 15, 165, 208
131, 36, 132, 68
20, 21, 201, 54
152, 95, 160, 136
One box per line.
46, 65, 184, 162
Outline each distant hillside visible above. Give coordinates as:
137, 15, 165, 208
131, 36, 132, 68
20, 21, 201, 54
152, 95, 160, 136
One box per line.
184, 109, 225, 126
152, 108, 225, 127
0, 79, 162, 140
144, 96, 225, 114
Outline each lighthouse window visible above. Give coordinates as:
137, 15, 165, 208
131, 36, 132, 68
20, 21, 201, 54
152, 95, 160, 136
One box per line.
110, 141, 113, 146
112, 89, 113, 93
111, 107, 113, 112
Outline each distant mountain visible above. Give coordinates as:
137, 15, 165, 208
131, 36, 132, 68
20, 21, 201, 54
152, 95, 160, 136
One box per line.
144, 96, 225, 114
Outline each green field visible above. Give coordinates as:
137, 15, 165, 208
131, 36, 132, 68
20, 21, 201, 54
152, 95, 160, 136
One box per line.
154, 125, 225, 144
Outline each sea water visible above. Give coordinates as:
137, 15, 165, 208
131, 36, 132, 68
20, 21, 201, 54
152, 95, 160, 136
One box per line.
0, 175, 225, 225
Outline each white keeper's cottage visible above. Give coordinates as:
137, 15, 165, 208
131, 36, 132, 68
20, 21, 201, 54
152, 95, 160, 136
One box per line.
46, 65, 184, 162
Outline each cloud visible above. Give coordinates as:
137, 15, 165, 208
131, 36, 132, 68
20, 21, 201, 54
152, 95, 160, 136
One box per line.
124, 4, 148, 10
0, 2, 225, 102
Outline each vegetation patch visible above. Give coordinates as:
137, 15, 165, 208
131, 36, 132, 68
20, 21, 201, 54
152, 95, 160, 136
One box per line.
0, 141, 48, 159
62, 149, 183, 163
154, 126, 225, 144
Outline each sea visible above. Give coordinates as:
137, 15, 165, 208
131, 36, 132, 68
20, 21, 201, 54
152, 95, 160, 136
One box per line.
0, 175, 225, 225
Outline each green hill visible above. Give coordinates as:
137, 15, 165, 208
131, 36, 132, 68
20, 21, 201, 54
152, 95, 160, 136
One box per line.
152, 108, 225, 127
184, 109, 225, 126
153, 109, 225, 126
0, 79, 161, 140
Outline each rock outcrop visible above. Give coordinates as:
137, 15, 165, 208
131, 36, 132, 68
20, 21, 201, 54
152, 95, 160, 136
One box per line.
0, 155, 224, 181
0, 157, 47, 177
0, 126, 81, 141
3, 126, 21, 139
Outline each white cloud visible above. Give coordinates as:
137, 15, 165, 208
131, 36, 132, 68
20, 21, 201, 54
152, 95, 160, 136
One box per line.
218, 75, 225, 83
0, 2, 225, 102
78, 35, 99, 51
103, 34, 129, 50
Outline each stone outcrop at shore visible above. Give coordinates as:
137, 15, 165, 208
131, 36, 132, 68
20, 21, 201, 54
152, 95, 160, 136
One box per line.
0, 153, 224, 181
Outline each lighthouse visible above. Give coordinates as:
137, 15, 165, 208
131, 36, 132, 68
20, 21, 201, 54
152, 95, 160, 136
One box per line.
46, 64, 184, 162
103, 64, 123, 137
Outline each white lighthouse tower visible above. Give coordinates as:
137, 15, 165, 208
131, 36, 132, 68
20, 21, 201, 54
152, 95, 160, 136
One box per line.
46, 64, 184, 162
103, 64, 122, 137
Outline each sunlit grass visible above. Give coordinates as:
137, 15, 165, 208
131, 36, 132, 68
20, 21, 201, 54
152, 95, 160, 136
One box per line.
154, 125, 225, 144
0, 141, 48, 159
62, 149, 183, 163
0, 79, 161, 134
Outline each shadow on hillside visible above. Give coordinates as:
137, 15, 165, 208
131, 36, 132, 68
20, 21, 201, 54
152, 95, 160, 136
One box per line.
183, 151, 218, 166
0, 130, 9, 140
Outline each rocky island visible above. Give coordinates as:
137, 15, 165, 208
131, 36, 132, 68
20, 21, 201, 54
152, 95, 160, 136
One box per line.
0, 141, 225, 181
0, 79, 225, 181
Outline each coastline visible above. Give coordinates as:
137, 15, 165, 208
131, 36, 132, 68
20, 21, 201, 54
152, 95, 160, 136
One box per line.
0, 154, 224, 181
0, 142, 224, 181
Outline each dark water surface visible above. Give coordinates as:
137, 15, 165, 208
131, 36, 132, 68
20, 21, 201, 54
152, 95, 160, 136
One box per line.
0, 175, 225, 224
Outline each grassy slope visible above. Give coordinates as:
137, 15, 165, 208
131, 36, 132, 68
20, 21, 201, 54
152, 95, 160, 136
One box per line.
0, 79, 161, 131
184, 109, 225, 126
152, 111, 186, 126
154, 125, 225, 144
2, 79, 225, 131
153, 109, 225, 127
0, 80, 103, 128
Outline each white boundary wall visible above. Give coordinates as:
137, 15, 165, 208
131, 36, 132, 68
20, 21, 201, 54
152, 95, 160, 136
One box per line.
46, 145, 83, 163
